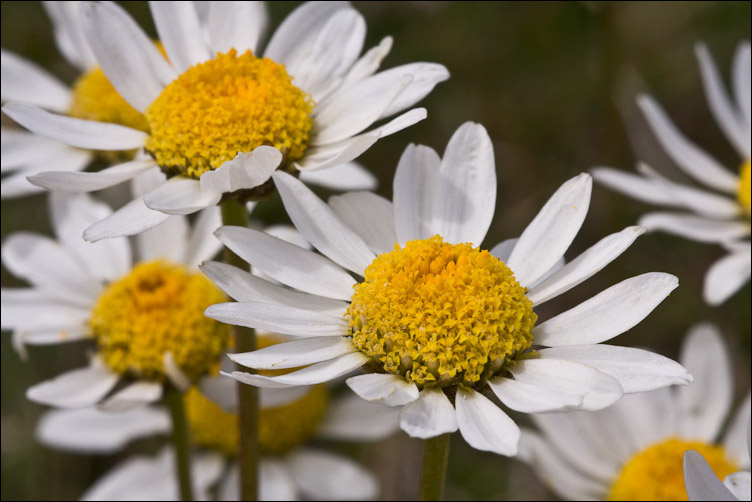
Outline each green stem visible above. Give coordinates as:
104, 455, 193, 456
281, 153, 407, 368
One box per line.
164, 385, 194, 501
419, 433, 451, 501
220, 199, 259, 501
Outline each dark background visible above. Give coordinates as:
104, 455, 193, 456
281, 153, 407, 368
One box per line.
2, 1, 750, 500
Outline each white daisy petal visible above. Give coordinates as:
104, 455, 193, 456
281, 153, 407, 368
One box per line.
26, 363, 119, 409
97, 381, 163, 413
346, 373, 420, 407
488, 376, 583, 413
538, 345, 692, 393
273, 171, 375, 274
527, 226, 646, 305
508, 358, 623, 411
80, 1, 175, 112
399, 388, 458, 439
2, 102, 147, 151
143, 176, 222, 216
733, 42, 751, 127
253, 461, 298, 502
228, 337, 356, 370
225, 352, 368, 388
341, 36, 393, 89
199, 146, 282, 196
532, 272, 679, 347
676, 323, 732, 442
455, 388, 520, 456
361, 107, 428, 139
374, 62, 450, 120
136, 215, 189, 264
0, 288, 89, 331
200, 261, 347, 313
431, 122, 496, 246
42, 2, 97, 71
507, 173, 592, 288
318, 393, 401, 441
294, 134, 379, 172
0, 49, 70, 112
1, 171, 48, 199
36, 407, 170, 454
1, 128, 72, 170
591, 167, 682, 206
723, 394, 751, 468
207, 1, 268, 55
639, 212, 750, 244
393, 143, 441, 244
684, 450, 738, 501
300, 161, 377, 191
260, 387, 311, 410
329, 192, 397, 255
182, 207, 222, 268
703, 249, 752, 306
149, 1, 209, 73
725, 472, 751, 501
50, 192, 132, 282
637, 94, 738, 193
696, 43, 749, 158
214, 226, 356, 300
288, 449, 378, 501
14, 325, 89, 348
83, 197, 170, 243
28, 158, 156, 193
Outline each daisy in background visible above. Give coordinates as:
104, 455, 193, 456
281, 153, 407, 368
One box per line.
36, 355, 401, 500
592, 41, 751, 305
0, 185, 229, 410
4, 1, 448, 240
519, 323, 751, 501
202, 121, 691, 462
1, 1, 136, 198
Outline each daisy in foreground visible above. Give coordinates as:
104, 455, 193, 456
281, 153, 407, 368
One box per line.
203, 122, 691, 486
519, 323, 751, 501
0, 189, 229, 409
592, 41, 751, 305
4, 1, 448, 239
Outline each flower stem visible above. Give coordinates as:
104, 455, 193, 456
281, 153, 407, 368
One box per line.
220, 199, 259, 501
419, 433, 451, 501
164, 384, 194, 501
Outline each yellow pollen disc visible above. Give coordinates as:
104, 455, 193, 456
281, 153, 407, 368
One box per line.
68, 66, 149, 132
738, 159, 751, 217
608, 437, 738, 501
348, 235, 537, 389
89, 260, 230, 382
183, 385, 329, 456
145, 48, 314, 179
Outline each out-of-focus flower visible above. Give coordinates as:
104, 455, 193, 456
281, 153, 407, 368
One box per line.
5, 1, 448, 239
592, 41, 751, 305
520, 323, 751, 501
203, 122, 690, 457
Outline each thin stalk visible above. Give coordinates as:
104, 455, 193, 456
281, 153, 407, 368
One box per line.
220, 199, 259, 501
164, 384, 194, 501
419, 433, 451, 501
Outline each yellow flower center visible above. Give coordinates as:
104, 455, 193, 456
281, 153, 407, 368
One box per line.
738, 159, 751, 217
89, 260, 230, 382
68, 66, 150, 133
348, 235, 537, 389
145, 49, 314, 179
184, 385, 329, 456
608, 437, 738, 501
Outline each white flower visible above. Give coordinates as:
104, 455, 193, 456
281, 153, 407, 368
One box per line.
1, 184, 229, 409
203, 122, 691, 457
519, 323, 751, 501
3, 1, 448, 239
592, 41, 751, 306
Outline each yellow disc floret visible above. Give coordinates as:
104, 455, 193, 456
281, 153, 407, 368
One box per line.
738, 159, 751, 217
184, 385, 329, 456
609, 438, 738, 501
68, 67, 149, 132
89, 260, 230, 382
348, 235, 537, 389
145, 49, 314, 179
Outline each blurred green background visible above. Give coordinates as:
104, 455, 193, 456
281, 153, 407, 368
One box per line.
1, 1, 750, 500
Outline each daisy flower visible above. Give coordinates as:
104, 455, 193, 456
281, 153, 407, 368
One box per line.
203, 122, 691, 457
1, 187, 230, 409
519, 323, 751, 501
1, 1, 139, 198
684, 418, 751, 501
4, 1, 448, 240
592, 41, 751, 305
